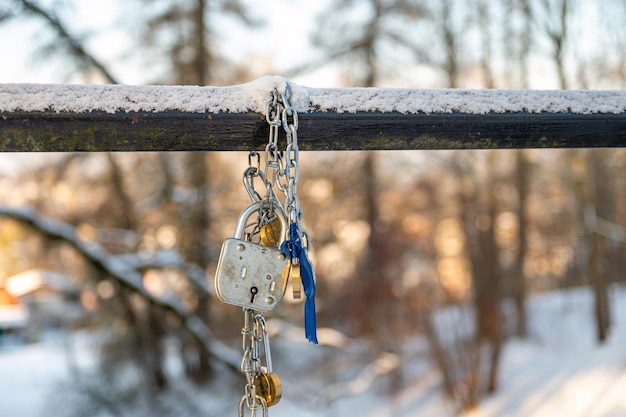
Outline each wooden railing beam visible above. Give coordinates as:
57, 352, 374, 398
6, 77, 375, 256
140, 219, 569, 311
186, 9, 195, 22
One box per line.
1, 111, 625, 151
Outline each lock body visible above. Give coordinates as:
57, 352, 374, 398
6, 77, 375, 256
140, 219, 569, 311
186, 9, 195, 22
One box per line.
255, 371, 282, 406
215, 239, 289, 311
215, 201, 290, 312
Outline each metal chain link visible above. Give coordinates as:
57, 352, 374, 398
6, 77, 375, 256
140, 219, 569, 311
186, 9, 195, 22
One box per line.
239, 308, 268, 417
266, 83, 310, 246
242, 82, 311, 246
280, 86, 301, 225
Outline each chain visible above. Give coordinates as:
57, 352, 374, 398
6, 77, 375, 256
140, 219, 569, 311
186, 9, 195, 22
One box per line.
243, 82, 311, 244
239, 309, 268, 417
259, 83, 310, 247
263, 89, 283, 222
280, 86, 302, 229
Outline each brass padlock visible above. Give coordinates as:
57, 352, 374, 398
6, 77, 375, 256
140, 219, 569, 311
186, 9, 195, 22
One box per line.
255, 371, 282, 407
215, 201, 290, 312
290, 262, 302, 300
260, 216, 283, 247
253, 314, 282, 407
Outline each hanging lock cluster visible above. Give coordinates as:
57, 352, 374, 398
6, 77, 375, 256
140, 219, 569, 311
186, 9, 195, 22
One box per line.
214, 82, 318, 416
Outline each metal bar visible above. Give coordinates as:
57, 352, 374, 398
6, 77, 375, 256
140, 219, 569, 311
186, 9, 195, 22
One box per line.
1, 110, 625, 151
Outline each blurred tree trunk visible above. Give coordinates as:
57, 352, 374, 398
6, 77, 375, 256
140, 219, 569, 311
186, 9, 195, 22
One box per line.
440, 0, 462, 88
503, 0, 532, 88
459, 151, 503, 406
139, 0, 258, 85
519, 0, 532, 88
179, 152, 213, 382
353, 152, 394, 336
538, 0, 572, 89
428, 151, 506, 411
168, 0, 213, 382
419, 308, 456, 399
512, 150, 528, 337
183, 0, 211, 383
191, 0, 207, 85
567, 150, 590, 286
588, 150, 612, 342
474, 152, 503, 394
107, 154, 169, 390
476, 0, 495, 88
570, 150, 612, 343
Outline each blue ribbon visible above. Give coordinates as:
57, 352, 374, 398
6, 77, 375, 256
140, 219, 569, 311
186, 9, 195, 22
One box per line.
281, 223, 318, 344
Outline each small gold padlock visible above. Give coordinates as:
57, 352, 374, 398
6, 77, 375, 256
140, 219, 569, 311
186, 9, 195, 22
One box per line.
291, 262, 302, 300
260, 217, 283, 247
254, 371, 282, 407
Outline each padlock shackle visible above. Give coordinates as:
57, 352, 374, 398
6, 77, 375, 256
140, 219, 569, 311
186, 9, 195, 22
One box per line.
243, 167, 281, 205
234, 201, 288, 242
253, 314, 274, 374
243, 167, 263, 203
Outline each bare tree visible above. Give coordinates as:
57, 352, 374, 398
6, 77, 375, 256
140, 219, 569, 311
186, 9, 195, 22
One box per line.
8, 0, 119, 83
425, 151, 506, 411
512, 151, 529, 337
565, 149, 616, 343
105, 153, 169, 390
535, 0, 572, 89
464, 152, 504, 398
429, 0, 465, 88
502, 0, 533, 88
138, 0, 260, 85
475, 0, 496, 88
587, 151, 613, 342
177, 152, 213, 382
307, 0, 426, 85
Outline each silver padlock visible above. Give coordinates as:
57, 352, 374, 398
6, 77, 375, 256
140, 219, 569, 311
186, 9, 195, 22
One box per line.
215, 201, 290, 312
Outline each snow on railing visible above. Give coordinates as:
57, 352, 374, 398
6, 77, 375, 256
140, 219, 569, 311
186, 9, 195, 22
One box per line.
1, 76, 625, 151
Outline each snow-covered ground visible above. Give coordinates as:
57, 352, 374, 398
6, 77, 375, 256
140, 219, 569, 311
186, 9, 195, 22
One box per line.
1, 285, 625, 417
466, 287, 626, 417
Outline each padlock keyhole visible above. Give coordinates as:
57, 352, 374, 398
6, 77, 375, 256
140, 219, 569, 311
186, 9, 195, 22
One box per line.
250, 286, 259, 303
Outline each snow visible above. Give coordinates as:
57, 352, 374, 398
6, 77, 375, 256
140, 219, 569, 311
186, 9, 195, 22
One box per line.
0, 305, 29, 329
0, 332, 82, 417
466, 288, 626, 417
1, 76, 625, 115
1, 285, 625, 416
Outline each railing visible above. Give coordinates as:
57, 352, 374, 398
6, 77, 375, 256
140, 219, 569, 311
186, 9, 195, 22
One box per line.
1, 80, 625, 151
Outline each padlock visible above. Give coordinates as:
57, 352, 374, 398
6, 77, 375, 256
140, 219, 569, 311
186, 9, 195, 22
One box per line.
253, 314, 282, 407
255, 372, 282, 407
215, 201, 290, 312
260, 216, 283, 247
290, 262, 302, 300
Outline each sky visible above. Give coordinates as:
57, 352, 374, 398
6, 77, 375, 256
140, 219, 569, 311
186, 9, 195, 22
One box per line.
0, 0, 336, 87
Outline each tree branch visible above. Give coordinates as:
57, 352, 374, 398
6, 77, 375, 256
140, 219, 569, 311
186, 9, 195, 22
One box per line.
18, 0, 120, 84
0, 204, 240, 372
